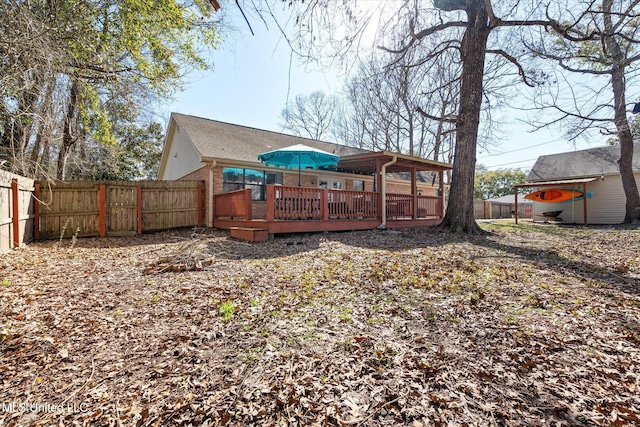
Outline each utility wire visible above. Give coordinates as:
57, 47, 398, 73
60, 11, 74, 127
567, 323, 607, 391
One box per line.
477, 137, 564, 159
484, 158, 538, 169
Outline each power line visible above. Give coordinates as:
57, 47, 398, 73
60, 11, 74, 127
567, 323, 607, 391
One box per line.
484, 158, 538, 169
477, 138, 563, 159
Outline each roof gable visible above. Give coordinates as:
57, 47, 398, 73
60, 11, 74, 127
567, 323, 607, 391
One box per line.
527, 142, 640, 181
170, 113, 366, 164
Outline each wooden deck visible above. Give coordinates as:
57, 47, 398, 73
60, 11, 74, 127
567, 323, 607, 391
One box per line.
214, 186, 444, 235
215, 218, 442, 234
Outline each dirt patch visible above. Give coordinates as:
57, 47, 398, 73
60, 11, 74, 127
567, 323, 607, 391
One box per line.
1, 223, 639, 426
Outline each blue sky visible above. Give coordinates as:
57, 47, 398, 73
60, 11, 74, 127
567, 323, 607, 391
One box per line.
165, 5, 597, 172
166, 5, 342, 133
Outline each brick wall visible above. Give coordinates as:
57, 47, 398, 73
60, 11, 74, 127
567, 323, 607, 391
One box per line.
283, 171, 316, 187
385, 181, 437, 195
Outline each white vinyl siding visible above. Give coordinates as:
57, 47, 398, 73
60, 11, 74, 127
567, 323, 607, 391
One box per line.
161, 125, 205, 180
530, 173, 640, 224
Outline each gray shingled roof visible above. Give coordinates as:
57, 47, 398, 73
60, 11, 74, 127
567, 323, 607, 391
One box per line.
527, 142, 640, 182
172, 113, 367, 163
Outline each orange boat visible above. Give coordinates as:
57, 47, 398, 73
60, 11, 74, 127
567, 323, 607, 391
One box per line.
525, 189, 583, 203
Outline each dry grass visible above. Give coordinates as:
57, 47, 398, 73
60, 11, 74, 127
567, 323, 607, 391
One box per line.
1, 222, 639, 426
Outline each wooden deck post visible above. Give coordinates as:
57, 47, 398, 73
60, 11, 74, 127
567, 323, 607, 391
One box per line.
438, 170, 444, 218
11, 178, 19, 248
244, 188, 252, 220
411, 166, 417, 219
34, 183, 41, 241
322, 189, 329, 221
137, 185, 143, 234
98, 184, 107, 237
377, 159, 384, 220
266, 185, 275, 222
583, 183, 588, 225
197, 182, 204, 226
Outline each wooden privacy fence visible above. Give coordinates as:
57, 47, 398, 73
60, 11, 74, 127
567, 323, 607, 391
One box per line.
37, 180, 205, 239
473, 200, 533, 220
0, 170, 35, 254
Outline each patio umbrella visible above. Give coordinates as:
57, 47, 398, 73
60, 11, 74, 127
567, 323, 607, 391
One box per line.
258, 144, 339, 186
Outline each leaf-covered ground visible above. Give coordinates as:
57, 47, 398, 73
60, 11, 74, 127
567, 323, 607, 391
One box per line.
1, 222, 639, 426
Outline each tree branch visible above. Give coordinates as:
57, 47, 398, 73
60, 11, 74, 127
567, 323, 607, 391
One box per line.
378, 21, 466, 54
415, 106, 457, 123
486, 49, 535, 87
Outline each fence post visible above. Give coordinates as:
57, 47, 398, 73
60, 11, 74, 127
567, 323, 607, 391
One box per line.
197, 182, 204, 226
137, 185, 143, 234
11, 178, 19, 248
98, 184, 107, 237
34, 183, 40, 241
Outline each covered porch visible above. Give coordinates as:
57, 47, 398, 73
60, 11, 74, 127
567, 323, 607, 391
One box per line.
213, 151, 452, 236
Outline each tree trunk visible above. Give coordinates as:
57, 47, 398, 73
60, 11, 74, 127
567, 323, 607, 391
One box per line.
603, 0, 640, 223
439, 1, 489, 233
610, 62, 640, 223
57, 80, 79, 180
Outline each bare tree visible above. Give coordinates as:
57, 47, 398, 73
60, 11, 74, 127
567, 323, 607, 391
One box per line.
273, 0, 558, 233
378, 1, 552, 232
341, 50, 425, 155
280, 91, 339, 141
0, 0, 65, 178
525, 0, 640, 223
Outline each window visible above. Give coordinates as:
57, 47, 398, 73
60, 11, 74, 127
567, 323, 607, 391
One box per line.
222, 168, 282, 201
353, 180, 364, 191
318, 178, 344, 189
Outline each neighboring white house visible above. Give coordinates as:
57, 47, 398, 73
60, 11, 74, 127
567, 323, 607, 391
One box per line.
525, 143, 640, 224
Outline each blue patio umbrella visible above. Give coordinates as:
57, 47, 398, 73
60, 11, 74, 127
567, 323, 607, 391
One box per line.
258, 144, 339, 186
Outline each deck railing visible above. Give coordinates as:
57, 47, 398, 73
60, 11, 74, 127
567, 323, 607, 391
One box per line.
327, 189, 378, 219
417, 195, 442, 218
266, 186, 379, 221
269, 186, 323, 220
261, 185, 444, 222
214, 189, 252, 220
386, 193, 413, 219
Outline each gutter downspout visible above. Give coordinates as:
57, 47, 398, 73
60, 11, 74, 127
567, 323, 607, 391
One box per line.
377, 155, 398, 229
208, 161, 216, 227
